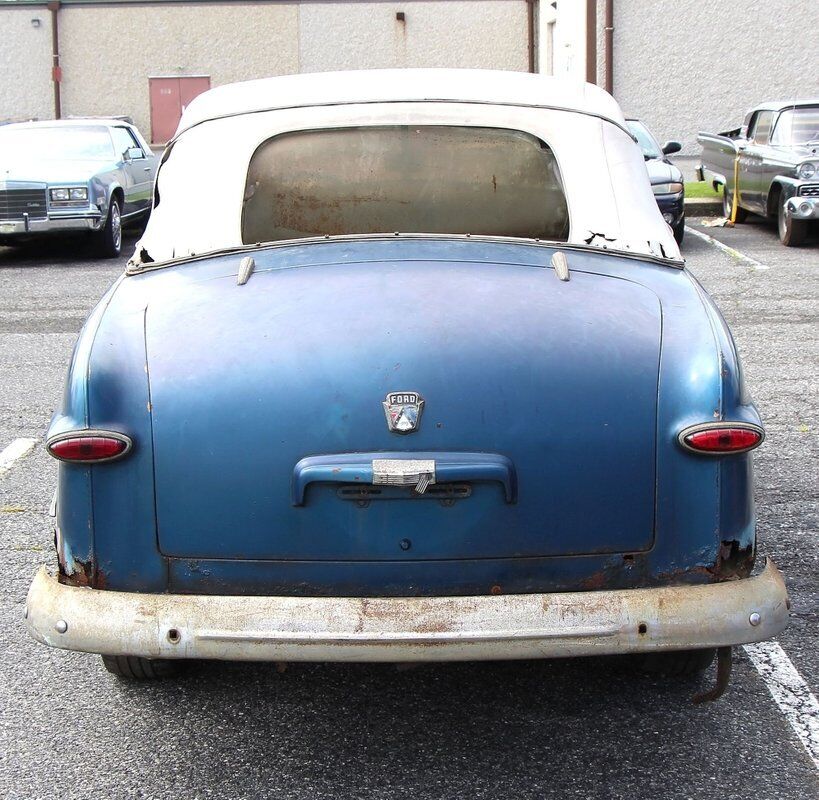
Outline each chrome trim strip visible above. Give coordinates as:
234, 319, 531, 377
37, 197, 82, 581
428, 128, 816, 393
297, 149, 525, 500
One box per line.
127, 233, 686, 276
171, 98, 639, 144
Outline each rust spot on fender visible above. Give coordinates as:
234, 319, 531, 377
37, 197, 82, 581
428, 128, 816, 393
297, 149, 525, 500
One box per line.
59, 557, 107, 589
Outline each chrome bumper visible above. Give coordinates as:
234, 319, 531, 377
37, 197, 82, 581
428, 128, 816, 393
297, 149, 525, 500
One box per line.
0, 214, 102, 236
786, 196, 819, 220
25, 561, 789, 663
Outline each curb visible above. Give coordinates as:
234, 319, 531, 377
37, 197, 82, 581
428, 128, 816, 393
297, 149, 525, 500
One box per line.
685, 197, 722, 217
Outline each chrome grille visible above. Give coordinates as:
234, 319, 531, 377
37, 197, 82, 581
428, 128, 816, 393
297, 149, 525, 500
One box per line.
0, 188, 48, 221
798, 184, 819, 197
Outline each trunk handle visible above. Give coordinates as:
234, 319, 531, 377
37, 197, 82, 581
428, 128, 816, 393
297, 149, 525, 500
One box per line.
292, 452, 517, 506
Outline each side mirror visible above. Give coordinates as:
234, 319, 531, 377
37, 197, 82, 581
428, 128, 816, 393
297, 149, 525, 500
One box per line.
125, 146, 144, 161
661, 140, 682, 156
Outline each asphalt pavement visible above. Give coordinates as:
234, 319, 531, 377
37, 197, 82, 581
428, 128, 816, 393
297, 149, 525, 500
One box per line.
0, 220, 817, 800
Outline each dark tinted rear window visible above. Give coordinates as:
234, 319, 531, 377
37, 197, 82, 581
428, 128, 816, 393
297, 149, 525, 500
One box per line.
242, 126, 570, 243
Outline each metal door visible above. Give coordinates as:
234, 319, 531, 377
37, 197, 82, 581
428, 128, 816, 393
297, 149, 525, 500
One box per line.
149, 77, 210, 144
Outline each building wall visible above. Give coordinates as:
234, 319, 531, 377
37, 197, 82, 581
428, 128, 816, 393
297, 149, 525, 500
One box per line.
0, 6, 54, 123
59, 3, 301, 139
596, 0, 817, 154
537, 0, 587, 81
1, 0, 528, 142
299, 1, 528, 73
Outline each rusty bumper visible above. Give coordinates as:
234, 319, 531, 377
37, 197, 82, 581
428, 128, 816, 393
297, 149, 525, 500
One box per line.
25, 560, 789, 663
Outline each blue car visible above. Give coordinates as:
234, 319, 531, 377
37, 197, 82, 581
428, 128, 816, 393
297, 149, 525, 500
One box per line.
26, 70, 787, 695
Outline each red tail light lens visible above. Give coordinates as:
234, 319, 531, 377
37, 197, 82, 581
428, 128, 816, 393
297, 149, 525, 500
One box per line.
47, 431, 132, 463
679, 424, 763, 455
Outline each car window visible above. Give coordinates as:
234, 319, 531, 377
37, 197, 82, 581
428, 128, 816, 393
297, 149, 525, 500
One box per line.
626, 120, 662, 159
111, 127, 140, 159
242, 126, 570, 244
750, 111, 774, 144
771, 107, 819, 145
0, 125, 115, 160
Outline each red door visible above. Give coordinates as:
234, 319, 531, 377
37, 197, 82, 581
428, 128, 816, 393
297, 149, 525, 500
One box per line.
149, 76, 211, 144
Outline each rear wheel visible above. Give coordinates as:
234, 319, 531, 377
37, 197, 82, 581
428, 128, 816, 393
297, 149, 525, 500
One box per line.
101, 654, 183, 680
778, 202, 808, 246
633, 648, 716, 676
673, 216, 685, 244
94, 197, 122, 258
722, 186, 747, 222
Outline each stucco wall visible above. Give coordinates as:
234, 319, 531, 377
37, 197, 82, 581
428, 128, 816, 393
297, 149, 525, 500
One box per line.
596, 0, 817, 154
1, 1, 527, 142
0, 7, 54, 123
298, 1, 528, 73
58, 4, 300, 138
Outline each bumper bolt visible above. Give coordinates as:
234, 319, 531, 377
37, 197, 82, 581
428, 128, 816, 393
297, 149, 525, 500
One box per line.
54, 619, 68, 634
749, 612, 761, 627
399, 538, 411, 551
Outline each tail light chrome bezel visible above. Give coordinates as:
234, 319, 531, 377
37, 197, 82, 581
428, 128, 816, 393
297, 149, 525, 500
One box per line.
677, 421, 765, 456
46, 429, 133, 464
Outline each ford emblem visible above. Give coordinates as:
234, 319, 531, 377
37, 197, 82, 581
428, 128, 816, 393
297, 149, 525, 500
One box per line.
383, 391, 424, 434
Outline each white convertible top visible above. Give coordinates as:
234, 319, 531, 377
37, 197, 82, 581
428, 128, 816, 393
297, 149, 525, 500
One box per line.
178, 69, 629, 136
133, 69, 681, 267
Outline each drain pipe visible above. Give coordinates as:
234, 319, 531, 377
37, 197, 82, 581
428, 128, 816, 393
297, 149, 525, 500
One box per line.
48, 1, 62, 119
526, 0, 536, 73
585, 0, 597, 84
604, 0, 614, 93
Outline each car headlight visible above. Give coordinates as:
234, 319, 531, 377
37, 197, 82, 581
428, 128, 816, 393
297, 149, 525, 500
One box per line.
797, 162, 817, 180
652, 182, 684, 195
49, 187, 88, 201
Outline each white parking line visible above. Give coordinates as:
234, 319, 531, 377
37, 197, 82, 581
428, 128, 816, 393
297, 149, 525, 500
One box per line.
685, 225, 770, 270
744, 642, 819, 770
0, 437, 38, 477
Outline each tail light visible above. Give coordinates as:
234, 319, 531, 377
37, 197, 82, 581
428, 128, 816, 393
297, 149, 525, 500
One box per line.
46, 430, 132, 463
678, 422, 764, 455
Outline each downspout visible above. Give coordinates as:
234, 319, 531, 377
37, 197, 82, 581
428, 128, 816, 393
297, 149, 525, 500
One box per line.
585, 0, 597, 84
48, 1, 62, 119
604, 0, 614, 94
526, 0, 536, 73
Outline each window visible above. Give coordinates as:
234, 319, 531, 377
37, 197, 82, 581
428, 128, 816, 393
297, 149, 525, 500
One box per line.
626, 120, 661, 159
111, 127, 140, 160
771, 107, 819, 145
0, 126, 114, 160
241, 126, 570, 244
750, 111, 774, 144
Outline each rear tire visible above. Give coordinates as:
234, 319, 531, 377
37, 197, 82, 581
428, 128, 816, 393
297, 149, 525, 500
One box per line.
633, 648, 716, 676
94, 196, 122, 258
778, 202, 808, 246
101, 654, 183, 680
722, 186, 747, 222
673, 217, 685, 244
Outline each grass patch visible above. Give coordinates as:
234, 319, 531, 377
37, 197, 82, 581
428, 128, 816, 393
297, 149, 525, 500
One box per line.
686, 180, 721, 199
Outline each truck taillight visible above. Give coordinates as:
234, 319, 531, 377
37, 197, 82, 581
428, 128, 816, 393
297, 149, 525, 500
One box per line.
46, 431, 132, 463
678, 423, 764, 455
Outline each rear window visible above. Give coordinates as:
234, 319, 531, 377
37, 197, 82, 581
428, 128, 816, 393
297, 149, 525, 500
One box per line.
241, 126, 570, 244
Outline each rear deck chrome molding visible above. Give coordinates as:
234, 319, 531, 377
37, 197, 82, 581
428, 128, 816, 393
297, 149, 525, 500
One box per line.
25, 560, 788, 663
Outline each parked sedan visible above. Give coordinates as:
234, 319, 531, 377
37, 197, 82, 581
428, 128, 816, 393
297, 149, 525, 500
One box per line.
627, 118, 685, 244
26, 71, 787, 696
0, 119, 157, 257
